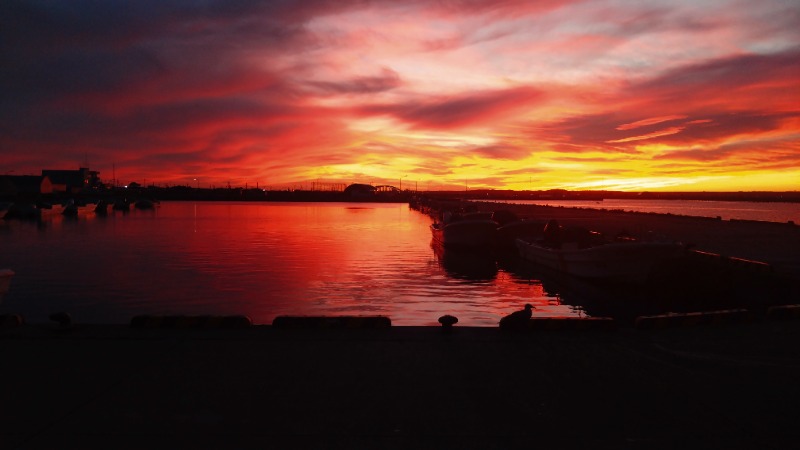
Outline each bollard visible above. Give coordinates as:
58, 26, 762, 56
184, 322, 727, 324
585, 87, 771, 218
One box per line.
438, 315, 458, 332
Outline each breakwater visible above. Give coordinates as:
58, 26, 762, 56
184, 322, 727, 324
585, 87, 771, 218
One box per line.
412, 196, 800, 280
3, 320, 800, 448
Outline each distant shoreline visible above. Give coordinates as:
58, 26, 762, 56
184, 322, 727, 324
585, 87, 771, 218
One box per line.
3, 182, 799, 204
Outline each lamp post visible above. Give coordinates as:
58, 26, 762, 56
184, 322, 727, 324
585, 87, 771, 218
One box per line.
193, 178, 199, 189
400, 175, 407, 191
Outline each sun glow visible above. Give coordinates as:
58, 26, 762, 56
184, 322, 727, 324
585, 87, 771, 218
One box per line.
2, 1, 799, 191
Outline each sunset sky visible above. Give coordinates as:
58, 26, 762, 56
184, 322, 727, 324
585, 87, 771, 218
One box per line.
2, 0, 799, 191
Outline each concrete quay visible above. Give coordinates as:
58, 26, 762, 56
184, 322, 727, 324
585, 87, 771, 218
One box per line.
3, 321, 800, 449
467, 201, 800, 280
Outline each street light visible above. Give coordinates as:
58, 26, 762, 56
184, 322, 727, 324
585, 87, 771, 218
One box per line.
400, 175, 407, 191
193, 178, 199, 189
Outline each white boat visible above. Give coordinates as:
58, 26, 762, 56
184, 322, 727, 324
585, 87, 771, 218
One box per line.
431, 211, 498, 248
515, 236, 685, 283
0, 269, 14, 301
496, 219, 546, 249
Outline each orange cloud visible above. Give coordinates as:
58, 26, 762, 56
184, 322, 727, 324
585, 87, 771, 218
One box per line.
607, 127, 685, 143
1, 0, 799, 191
616, 116, 688, 131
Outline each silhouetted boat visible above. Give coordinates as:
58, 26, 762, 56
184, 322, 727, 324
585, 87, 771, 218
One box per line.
62, 199, 78, 217
496, 219, 546, 249
516, 222, 684, 283
0, 269, 14, 302
430, 211, 498, 248
94, 200, 108, 215
112, 199, 130, 211
432, 240, 498, 280
2, 203, 42, 220
134, 199, 156, 210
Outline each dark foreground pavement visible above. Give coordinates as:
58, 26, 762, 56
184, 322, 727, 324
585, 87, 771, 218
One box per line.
2, 322, 800, 449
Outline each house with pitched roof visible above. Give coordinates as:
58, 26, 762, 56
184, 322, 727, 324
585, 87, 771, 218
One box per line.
0, 175, 53, 199
41, 167, 99, 194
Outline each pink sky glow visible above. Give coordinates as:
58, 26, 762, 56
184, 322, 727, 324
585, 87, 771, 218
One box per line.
2, 0, 799, 191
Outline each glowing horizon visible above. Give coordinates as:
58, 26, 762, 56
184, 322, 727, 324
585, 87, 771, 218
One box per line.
2, 0, 799, 192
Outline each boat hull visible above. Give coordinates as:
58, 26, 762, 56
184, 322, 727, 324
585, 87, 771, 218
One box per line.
516, 238, 684, 283
496, 219, 545, 249
431, 220, 497, 248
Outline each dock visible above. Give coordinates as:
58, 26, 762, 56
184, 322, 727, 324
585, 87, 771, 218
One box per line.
414, 198, 800, 280
3, 321, 800, 449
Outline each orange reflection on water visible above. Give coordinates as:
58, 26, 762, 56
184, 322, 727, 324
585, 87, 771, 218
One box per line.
2, 201, 571, 326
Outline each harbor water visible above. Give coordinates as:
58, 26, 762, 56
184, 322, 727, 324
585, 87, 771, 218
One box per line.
485, 198, 800, 224
2, 200, 791, 326
0, 202, 581, 326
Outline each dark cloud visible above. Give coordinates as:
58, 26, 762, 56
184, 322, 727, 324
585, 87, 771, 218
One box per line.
428, 0, 579, 16
361, 86, 543, 129
0, 0, 797, 188
655, 138, 800, 169
628, 47, 800, 113
471, 143, 531, 160
305, 68, 402, 95
535, 47, 800, 154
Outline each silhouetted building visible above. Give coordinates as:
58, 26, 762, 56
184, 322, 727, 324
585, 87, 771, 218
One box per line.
343, 183, 377, 199
374, 185, 400, 193
41, 167, 99, 194
0, 175, 53, 198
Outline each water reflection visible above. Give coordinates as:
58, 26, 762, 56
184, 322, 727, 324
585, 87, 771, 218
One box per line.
3, 201, 792, 327
431, 241, 498, 281
507, 253, 797, 325
2, 202, 563, 326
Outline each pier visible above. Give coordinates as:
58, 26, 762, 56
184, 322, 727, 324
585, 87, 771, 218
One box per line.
413, 197, 800, 281
2, 321, 800, 448
2, 197, 800, 448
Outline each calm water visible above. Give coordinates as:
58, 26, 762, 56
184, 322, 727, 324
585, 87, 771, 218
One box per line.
1, 202, 589, 326
486, 199, 800, 224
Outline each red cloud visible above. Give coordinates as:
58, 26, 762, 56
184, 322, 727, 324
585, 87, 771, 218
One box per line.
358, 86, 544, 129
2, 1, 798, 189
534, 48, 800, 155
304, 68, 402, 95
616, 115, 688, 131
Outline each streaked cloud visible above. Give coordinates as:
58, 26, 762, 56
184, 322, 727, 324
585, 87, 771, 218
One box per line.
1, 0, 798, 191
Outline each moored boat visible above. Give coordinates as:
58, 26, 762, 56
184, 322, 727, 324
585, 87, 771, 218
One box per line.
431, 211, 498, 248
431, 240, 498, 280
112, 198, 130, 211
134, 198, 156, 209
62, 199, 79, 216
2, 203, 42, 221
515, 221, 685, 283
94, 199, 108, 215
496, 219, 546, 249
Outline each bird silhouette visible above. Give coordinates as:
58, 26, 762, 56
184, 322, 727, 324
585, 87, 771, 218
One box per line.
499, 304, 534, 329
